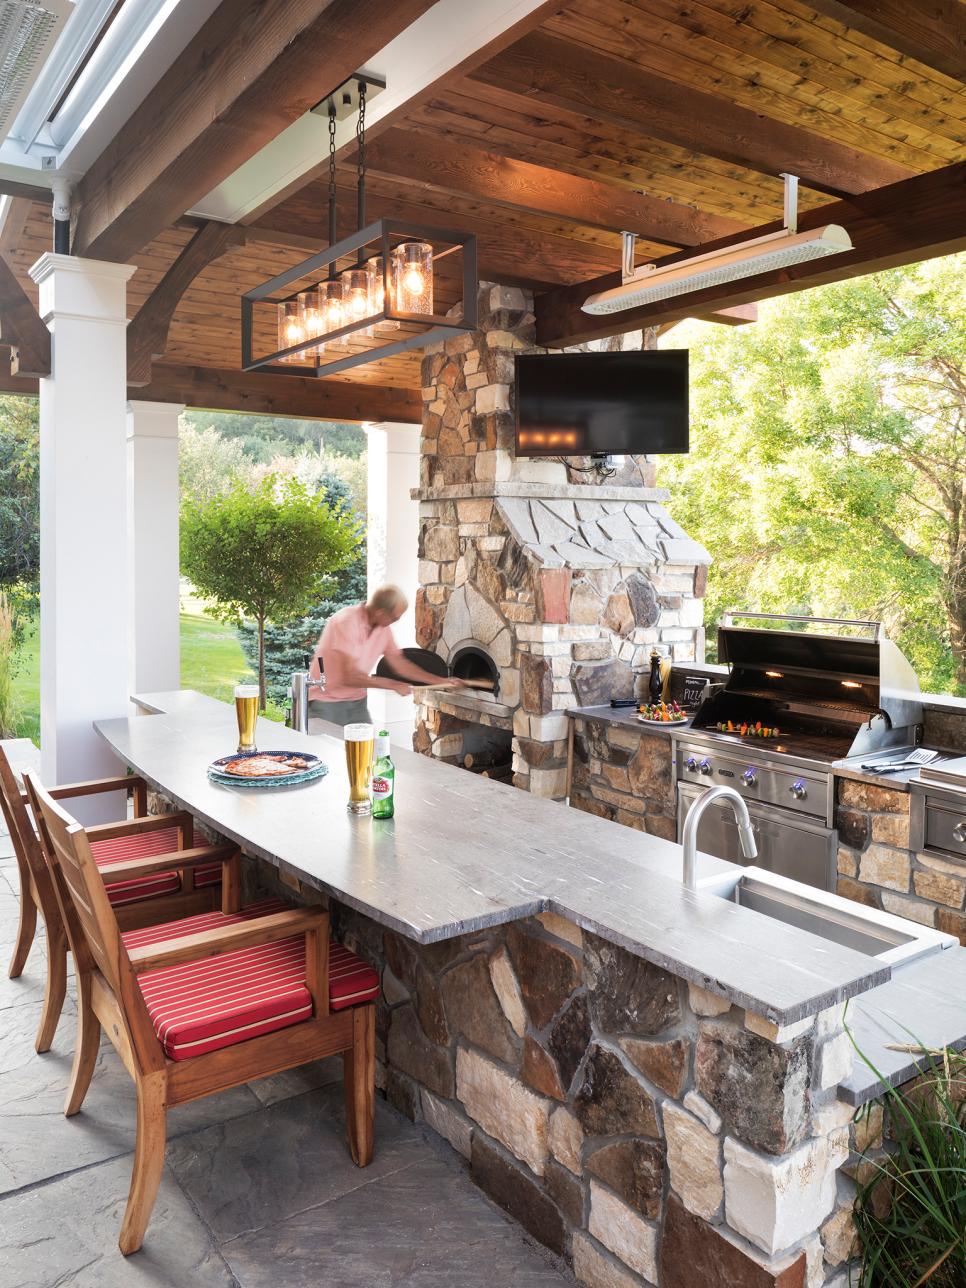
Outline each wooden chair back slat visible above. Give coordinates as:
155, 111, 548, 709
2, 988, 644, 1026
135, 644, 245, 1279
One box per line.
23, 770, 165, 1074
0, 748, 57, 916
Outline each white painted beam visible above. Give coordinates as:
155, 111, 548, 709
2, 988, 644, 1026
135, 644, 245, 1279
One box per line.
190, 0, 550, 224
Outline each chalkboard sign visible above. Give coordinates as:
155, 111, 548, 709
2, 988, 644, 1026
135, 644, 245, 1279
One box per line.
668, 672, 711, 711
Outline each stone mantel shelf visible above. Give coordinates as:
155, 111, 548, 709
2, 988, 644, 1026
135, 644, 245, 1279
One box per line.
100, 690, 891, 1026
413, 483, 671, 503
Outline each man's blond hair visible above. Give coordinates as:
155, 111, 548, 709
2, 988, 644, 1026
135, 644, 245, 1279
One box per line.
368, 584, 408, 615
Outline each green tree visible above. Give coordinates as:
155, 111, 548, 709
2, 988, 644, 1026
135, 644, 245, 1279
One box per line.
660, 253, 966, 695
178, 422, 254, 506
180, 475, 360, 708
0, 395, 39, 591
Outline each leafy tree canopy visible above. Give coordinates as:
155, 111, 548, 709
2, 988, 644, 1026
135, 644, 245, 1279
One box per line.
180, 410, 366, 460
181, 475, 361, 706
0, 395, 39, 592
660, 252, 966, 695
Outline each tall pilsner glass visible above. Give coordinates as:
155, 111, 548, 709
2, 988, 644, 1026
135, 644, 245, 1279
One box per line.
344, 723, 374, 815
234, 684, 259, 753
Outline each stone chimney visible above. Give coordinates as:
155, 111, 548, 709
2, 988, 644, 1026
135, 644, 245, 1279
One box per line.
413, 284, 710, 806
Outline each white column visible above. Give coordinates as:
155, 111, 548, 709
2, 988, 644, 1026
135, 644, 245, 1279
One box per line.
30, 253, 136, 815
127, 401, 183, 697
365, 420, 420, 744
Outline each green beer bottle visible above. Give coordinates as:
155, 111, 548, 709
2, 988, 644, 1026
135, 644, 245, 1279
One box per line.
372, 730, 395, 819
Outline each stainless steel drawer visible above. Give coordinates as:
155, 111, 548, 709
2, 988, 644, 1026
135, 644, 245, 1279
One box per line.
910, 783, 966, 863
677, 784, 836, 892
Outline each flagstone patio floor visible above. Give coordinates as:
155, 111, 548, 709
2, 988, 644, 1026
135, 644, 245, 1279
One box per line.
0, 824, 572, 1288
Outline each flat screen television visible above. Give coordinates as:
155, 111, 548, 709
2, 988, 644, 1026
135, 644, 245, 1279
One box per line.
514, 350, 689, 457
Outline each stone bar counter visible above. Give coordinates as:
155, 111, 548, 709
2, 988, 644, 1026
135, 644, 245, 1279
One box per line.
569, 700, 966, 945
97, 691, 920, 1287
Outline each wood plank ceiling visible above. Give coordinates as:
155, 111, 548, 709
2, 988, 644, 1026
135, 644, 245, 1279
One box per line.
6, 0, 965, 403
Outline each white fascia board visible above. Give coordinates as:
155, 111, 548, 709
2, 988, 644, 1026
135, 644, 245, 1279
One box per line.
189, 0, 549, 223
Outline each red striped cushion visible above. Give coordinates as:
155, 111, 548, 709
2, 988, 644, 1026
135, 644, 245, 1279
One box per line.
122, 899, 379, 1061
91, 825, 222, 906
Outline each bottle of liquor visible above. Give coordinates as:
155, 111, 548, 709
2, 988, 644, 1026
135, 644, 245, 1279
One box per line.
648, 650, 664, 704
372, 730, 395, 819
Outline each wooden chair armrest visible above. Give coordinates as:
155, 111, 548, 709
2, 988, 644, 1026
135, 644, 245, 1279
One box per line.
47, 775, 147, 800
84, 810, 192, 843
129, 907, 328, 974
98, 843, 238, 885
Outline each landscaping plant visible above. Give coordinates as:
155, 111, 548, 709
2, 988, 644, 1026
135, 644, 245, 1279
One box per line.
0, 591, 19, 737
851, 1041, 966, 1287
180, 475, 360, 709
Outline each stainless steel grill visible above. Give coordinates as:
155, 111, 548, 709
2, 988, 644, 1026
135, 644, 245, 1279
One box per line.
675, 613, 923, 891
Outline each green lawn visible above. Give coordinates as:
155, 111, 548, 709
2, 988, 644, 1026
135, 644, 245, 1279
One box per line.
8, 604, 281, 744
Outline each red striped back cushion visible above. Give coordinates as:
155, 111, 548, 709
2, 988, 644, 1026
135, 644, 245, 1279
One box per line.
91, 825, 222, 906
123, 899, 379, 1061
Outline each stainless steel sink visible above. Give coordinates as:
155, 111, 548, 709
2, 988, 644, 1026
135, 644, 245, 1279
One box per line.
698, 866, 957, 966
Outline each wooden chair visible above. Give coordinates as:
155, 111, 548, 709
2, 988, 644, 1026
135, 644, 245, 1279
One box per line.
0, 746, 221, 1053
24, 769, 378, 1256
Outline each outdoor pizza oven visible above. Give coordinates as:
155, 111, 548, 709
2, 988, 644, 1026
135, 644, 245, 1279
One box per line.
448, 645, 500, 699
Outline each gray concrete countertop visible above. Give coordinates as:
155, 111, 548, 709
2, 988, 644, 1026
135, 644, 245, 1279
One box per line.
93, 691, 895, 1026
840, 945, 966, 1105
567, 705, 694, 735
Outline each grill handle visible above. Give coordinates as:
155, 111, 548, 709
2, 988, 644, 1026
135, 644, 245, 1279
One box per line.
721, 611, 882, 640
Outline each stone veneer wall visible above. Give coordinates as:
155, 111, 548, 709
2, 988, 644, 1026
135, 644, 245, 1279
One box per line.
835, 778, 966, 945
309, 888, 861, 1288
414, 284, 709, 799
569, 716, 677, 842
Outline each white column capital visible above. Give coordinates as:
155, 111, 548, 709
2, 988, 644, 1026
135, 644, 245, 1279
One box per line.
29, 253, 137, 325
126, 401, 185, 440
365, 420, 420, 453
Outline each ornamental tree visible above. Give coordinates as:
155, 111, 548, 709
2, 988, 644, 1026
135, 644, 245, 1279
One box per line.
181, 475, 360, 708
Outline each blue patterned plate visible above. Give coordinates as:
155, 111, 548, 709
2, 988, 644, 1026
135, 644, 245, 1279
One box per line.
207, 750, 328, 789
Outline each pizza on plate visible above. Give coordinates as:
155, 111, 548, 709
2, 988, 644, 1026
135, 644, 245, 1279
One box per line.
221, 754, 311, 778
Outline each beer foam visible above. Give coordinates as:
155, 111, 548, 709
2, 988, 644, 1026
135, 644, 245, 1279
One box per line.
234, 684, 258, 698
344, 723, 375, 741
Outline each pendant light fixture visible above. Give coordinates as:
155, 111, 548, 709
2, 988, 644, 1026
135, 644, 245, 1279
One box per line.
243, 74, 477, 378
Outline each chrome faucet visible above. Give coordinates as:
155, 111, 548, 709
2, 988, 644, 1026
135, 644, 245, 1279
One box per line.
682, 786, 758, 890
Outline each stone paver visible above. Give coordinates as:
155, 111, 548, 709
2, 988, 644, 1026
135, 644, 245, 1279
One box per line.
0, 866, 571, 1287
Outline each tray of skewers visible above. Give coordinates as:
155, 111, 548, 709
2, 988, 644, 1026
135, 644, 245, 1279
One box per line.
715, 721, 781, 738
637, 701, 688, 725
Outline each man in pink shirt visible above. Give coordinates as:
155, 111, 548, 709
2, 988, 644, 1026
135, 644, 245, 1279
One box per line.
308, 584, 458, 728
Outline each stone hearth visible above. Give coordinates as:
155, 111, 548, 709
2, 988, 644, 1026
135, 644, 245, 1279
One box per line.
413, 285, 710, 798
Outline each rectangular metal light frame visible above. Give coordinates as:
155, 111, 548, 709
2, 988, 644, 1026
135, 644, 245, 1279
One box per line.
242, 217, 478, 378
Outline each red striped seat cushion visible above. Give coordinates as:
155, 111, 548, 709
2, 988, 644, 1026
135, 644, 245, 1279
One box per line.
122, 899, 380, 1061
90, 826, 222, 906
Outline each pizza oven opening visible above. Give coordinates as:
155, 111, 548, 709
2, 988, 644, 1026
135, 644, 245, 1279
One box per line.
449, 645, 500, 700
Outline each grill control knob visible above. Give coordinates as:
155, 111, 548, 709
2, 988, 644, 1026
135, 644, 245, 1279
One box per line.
952, 822, 966, 844
791, 778, 808, 800
742, 766, 758, 787
699, 758, 713, 775
685, 756, 698, 772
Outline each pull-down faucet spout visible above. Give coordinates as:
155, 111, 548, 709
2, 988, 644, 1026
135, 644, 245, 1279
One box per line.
682, 786, 757, 890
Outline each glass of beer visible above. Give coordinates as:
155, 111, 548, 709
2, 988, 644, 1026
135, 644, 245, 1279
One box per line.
344, 722, 374, 815
234, 684, 259, 753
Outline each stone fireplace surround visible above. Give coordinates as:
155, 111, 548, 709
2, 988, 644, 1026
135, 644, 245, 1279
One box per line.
412, 285, 710, 801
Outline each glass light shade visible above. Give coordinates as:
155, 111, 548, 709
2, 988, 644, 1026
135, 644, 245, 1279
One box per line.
391, 240, 433, 315
277, 300, 306, 362
298, 289, 323, 356
340, 266, 371, 324
319, 278, 345, 344
366, 255, 386, 313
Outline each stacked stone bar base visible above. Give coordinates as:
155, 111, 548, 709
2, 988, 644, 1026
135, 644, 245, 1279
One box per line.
569, 715, 677, 842
835, 779, 966, 945
329, 900, 864, 1288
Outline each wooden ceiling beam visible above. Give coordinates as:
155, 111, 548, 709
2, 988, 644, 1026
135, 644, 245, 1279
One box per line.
246, 183, 628, 289
473, 32, 915, 199
806, 1, 965, 83
694, 304, 759, 327
535, 161, 966, 348
71, 0, 438, 263
0, 362, 420, 422
359, 127, 746, 249
128, 221, 244, 385
0, 254, 49, 377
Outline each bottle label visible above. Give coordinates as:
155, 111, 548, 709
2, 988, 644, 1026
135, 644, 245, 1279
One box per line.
372, 776, 393, 799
